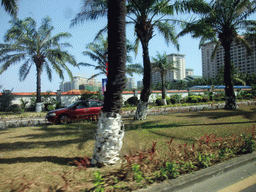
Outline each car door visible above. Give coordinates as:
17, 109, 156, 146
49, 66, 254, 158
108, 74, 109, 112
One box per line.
88, 100, 103, 116
70, 101, 89, 120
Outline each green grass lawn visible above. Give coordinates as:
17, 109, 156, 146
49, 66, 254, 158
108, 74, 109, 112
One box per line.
1, 105, 256, 191
0, 111, 47, 119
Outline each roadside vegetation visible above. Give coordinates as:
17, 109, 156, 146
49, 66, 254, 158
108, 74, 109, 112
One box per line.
1, 105, 255, 191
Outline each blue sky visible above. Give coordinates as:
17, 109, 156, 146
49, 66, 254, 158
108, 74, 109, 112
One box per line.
0, 0, 203, 92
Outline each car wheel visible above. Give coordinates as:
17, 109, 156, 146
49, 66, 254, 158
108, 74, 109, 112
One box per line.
59, 114, 70, 124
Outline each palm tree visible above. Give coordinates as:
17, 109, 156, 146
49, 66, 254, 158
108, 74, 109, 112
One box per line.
0, 16, 77, 111
71, 0, 185, 120
151, 52, 176, 105
1, 0, 18, 17
127, 0, 180, 119
178, 0, 256, 109
79, 34, 143, 79
91, 0, 127, 166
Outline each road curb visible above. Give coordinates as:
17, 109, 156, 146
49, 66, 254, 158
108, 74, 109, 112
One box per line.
136, 151, 256, 192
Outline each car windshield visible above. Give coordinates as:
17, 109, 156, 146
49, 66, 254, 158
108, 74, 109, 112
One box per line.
67, 101, 90, 109
67, 101, 79, 109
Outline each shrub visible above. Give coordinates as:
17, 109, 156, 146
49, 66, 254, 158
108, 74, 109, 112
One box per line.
244, 93, 253, 99
47, 104, 55, 111
237, 94, 243, 100
7, 104, 24, 113
209, 91, 214, 101
169, 94, 180, 104
125, 96, 139, 106
20, 98, 29, 110
55, 102, 62, 109
202, 97, 209, 102
190, 98, 198, 103
166, 97, 171, 105
188, 95, 203, 103
0, 89, 14, 112
156, 98, 165, 106
80, 91, 104, 101
169, 98, 176, 104
240, 134, 256, 153
27, 95, 36, 111
214, 92, 225, 101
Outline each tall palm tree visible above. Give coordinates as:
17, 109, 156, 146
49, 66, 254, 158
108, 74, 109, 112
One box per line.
1, 0, 18, 17
0, 16, 77, 111
151, 52, 176, 105
71, 0, 185, 120
127, 0, 180, 119
79, 34, 143, 79
178, 0, 256, 109
91, 0, 127, 166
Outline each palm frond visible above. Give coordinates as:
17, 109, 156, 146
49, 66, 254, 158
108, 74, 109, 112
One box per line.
70, 0, 108, 27
234, 35, 252, 55
94, 26, 108, 41
154, 21, 179, 50
211, 41, 221, 61
126, 63, 143, 76
47, 56, 64, 80
1, 0, 18, 17
19, 59, 32, 81
87, 72, 105, 80
38, 16, 53, 42
44, 61, 53, 82
78, 62, 96, 67
0, 53, 26, 74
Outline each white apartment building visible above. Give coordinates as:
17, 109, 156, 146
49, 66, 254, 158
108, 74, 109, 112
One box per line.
151, 53, 186, 85
201, 40, 256, 78
59, 76, 101, 92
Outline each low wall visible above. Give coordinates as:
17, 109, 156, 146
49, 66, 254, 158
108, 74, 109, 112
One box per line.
2, 89, 249, 108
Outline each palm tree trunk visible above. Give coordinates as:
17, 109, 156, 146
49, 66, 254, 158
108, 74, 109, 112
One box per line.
223, 42, 236, 109
134, 41, 151, 120
161, 73, 167, 105
91, 0, 126, 167
36, 66, 42, 103
35, 64, 43, 112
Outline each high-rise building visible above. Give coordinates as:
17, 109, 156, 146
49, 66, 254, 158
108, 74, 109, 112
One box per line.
201, 40, 256, 78
59, 76, 102, 92
126, 78, 135, 90
186, 68, 194, 77
151, 53, 186, 85
137, 81, 143, 89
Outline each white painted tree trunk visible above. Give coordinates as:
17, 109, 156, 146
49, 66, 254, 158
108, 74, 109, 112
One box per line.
91, 112, 125, 166
35, 102, 43, 112
162, 98, 167, 105
134, 100, 148, 120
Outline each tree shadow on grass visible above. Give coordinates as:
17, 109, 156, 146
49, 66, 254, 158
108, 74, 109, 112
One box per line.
125, 121, 180, 131
180, 107, 256, 120
0, 156, 80, 166
124, 120, 256, 131
147, 129, 198, 143
0, 123, 97, 152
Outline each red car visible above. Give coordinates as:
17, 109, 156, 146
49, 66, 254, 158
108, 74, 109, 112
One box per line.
46, 100, 103, 124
